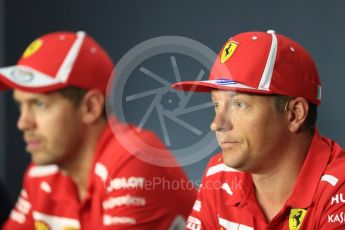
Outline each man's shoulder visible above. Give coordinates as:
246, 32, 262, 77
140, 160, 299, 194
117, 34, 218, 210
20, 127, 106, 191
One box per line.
313, 152, 345, 208
311, 135, 345, 193
320, 155, 345, 190
308, 149, 345, 228
98, 125, 184, 173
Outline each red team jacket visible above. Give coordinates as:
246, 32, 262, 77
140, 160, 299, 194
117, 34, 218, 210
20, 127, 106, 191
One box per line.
186, 130, 345, 230
3, 125, 196, 229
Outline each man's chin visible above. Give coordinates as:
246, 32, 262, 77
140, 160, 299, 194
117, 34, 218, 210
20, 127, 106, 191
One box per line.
222, 151, 247, 171
31, 159, 54, 165
30, 153, 55, 165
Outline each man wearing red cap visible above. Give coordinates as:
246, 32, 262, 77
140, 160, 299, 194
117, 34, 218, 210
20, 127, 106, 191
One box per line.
172, 30, 345, 229
0, 31, 196, 229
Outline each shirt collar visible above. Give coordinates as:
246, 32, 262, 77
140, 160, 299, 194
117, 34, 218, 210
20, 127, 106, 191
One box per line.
225, 172, 253, 206
86, 124, 113, 189
286, 129, 331, 208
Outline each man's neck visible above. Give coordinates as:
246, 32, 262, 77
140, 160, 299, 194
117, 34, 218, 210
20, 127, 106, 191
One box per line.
251, 132, 313, 222
60, 121, 106, 201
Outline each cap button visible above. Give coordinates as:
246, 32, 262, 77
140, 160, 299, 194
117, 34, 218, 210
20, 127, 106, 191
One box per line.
267, 30, 276, 34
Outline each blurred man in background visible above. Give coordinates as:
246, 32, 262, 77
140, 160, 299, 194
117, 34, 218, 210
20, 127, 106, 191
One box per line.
0, 31, 195, 229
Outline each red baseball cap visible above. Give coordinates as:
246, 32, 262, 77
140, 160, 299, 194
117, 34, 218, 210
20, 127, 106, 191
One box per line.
172, 30, 321, 105
0, 31, 114, 94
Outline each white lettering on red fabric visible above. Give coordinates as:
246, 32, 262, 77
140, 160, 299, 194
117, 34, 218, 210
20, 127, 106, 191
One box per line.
328, 212, 345, 224
331, 193, 345, 205
186, 216, 201, 230
105, 177, 145, 192
103, 195, 146, 210
103, 215, 136, 225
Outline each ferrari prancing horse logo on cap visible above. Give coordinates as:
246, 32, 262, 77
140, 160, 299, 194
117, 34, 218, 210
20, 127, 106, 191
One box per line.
220, 40, 238, 63
22, 39, 43, 59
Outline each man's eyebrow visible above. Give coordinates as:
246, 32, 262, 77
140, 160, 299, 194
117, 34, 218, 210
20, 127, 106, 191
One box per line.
12, 96, 44, 104
12, 95, 23, 104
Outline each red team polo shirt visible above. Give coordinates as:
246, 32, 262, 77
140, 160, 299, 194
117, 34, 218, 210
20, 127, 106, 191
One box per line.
186, 130, 345, 230
3, 125, 196, 229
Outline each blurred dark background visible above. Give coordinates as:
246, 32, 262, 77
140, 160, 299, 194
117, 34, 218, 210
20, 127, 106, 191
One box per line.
0, 0, 344, 218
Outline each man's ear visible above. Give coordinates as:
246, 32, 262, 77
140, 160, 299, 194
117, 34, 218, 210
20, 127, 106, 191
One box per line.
80, 89, 105, 124
286, 97, 309, 133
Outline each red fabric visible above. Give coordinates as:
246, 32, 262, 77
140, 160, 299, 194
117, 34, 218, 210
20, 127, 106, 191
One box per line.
186, 130, 345, 230
3, 125, 196, 229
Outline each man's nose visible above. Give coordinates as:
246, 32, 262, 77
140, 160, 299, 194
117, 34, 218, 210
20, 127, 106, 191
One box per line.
210, 110, 233, 132
17, 107, 35, 131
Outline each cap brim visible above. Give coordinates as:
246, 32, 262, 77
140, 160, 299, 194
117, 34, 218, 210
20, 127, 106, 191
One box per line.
0, 65, 68, 93
172, 80, 272, 95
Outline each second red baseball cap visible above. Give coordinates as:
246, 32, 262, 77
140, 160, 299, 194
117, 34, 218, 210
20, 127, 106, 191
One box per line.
172, 30, 321, 105
0, 31, 114, 94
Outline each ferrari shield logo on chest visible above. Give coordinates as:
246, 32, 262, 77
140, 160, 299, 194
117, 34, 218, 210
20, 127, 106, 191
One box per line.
220, 40, 238, 63
289, 208, 307, 230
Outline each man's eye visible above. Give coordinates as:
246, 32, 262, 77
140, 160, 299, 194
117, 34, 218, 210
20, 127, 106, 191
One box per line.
35, 101, 46, 108
213, 102, 219, 109
233, 101, 247, 109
